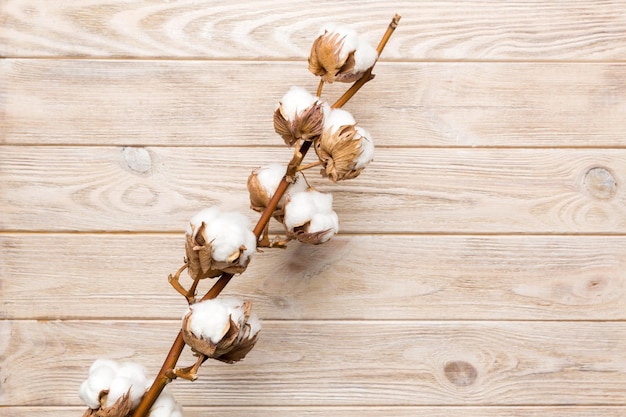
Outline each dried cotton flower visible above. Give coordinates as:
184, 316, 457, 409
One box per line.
308, 23, 378, 83
283, 188, 339, 244
274, 86, 326, 146
315, 108, 374, 182
182, 297, 261, 363
185, 207, 257, 279
247, 163, 308, 221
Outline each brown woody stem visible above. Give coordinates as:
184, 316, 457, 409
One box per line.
131, 14, 400, 417
316, 79, 324, 97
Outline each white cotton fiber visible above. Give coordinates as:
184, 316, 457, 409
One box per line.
148, 388, 184, 417
186, 207, 220, 237
204, 211, 253, 263
319, 23, 359, 62
323, 108, 356, 134
309, 212, 339, 239
283, 191, 318, 230
284, 189, 337, 238
353, 37, 378, 73
279, 86, 318, 120
254, 164, 308, 208
79, 359, 150, 410
80, 359, 121, 409
187, 299, 231, 344
354, 126, 375, 169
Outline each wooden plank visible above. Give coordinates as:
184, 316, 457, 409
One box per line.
2, 1, 626, 60
2, 146, 626, 233
2, 234, 626, 321
1, 320, 625, 406
6, 406, 626, 417
2, 59, 626, 147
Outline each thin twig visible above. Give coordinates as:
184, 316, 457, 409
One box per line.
131, 15, 400, 417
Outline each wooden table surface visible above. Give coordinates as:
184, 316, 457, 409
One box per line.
1, 1, 626, 416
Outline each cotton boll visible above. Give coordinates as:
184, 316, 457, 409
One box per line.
309, 212, 339, 239
116, 361, 149, 401
89, 358, 119, 375
283, 191, 318, 230
254, 164, 307, 209
255, 164, 286, 197
80, 359, 119, 409
280, 86, 318, 121
219, 296, 246, 324
309, 189, 334, 214
323, 108, 356, 134
79, 380, 102, 409
186, 207, 220, 236
106, 376, 134, 407
354, 126, 374, 169
204, 211, 255, 263
188, 300, 231, 344
353, 38, 378, 73
319, 23, 359, 62
87, 365, 117, 396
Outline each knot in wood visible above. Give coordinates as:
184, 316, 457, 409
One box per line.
584, 167, 617, 200
122, 146, 152, 174
444, 360, 478, 386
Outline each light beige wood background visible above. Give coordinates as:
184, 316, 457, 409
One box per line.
2, 1, 626, 416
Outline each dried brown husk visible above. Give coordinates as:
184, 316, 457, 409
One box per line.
182, 301, 259, 364
82, 389, 133, 417
314, 124, 364, 182
286, 222, 334, 245
185, 222, 251, 280
308, 31, 361, 83
274, 101, 324, 146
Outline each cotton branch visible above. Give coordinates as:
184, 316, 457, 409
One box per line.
130, 14, 400, 417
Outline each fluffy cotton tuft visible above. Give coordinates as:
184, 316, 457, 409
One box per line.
283, 189, 339, 243
323, 108, 356, 135
184, 298, 232, 344
187, 207, 257, 265
253, 164, 309, 208
182, 297, 261, 363
279, 86, 318, 121
354, 126, 375, 169
204, 211, 256, 263
353, 37, 379, 73
79, 359, 150, 410
148, 387, 184, 417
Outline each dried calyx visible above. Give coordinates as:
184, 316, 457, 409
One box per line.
185, 207, 257, 279
182, 297, 261, 363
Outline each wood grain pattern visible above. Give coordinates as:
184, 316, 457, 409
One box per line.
2, 146, 626, 233
1, 320, 625, 406
2, 1, 626, 415
2, 1, 626, 60
6, 406, 626, 417
2, 234, 625, 321
2, 59, 626, 147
